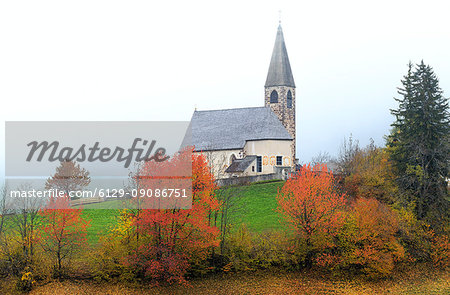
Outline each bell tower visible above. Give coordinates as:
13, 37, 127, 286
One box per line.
264, 24, 296, 165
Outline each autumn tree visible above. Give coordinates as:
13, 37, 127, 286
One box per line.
213, 185, 245, 255
9, 184, 42, 266
341, 141, 399, 204
0, 185, 8, 244
389, 61, 450, 224
277, 163, 346, 266
38, 195, 89, 277
125, 150, 220, 284
45, 160, 91, 198
0, 184, 43, 277
311, 151, 332, 166
0, 185, 19, 275
123, 161, 146, 250
395, 204, 450, 268
335, 134, 360, 177
319, 198, 405, 278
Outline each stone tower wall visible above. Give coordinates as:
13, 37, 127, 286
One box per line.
264, 86, 296, 166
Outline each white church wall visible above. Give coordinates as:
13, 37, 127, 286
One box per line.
197, 149, 242, 179
244, 139, 293, 174
195, 140, 292, 180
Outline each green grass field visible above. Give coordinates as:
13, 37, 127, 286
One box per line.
81, 181, 285, 245
82, 209, 120, 244
231, 180, 285, 232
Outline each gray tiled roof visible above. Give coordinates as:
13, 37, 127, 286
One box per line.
225, 155, 257, 173
265, 25, 295, 87
191, 107, 292, 151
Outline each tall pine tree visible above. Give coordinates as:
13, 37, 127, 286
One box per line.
389, 61, 449, 225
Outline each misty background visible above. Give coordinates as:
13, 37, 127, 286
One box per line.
1, 0, 449, 180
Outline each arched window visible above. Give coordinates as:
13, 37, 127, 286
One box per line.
229, 154, 236, 165
287, 90, 292, 108
270, 90, 278, 103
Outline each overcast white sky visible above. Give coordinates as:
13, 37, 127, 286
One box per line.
1, 0, 449, 178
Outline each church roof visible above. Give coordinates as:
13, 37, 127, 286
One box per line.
191, 107, 292, 151
265, 25, 295, 88
225, 155, 257, 173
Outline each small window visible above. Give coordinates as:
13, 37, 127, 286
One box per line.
287, 90, 292, 108
270, 90, 278, 103
252, 166, 255, 172
256, 156, 262, 172
276, 156, 283, 166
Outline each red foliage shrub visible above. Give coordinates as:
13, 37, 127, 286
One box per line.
38, 196, 89, 276
124, 151, 220, 285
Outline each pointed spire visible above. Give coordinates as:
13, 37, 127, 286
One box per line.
265, 24, 295, 88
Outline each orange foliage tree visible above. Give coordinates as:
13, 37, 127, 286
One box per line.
277, 164, 346, 265
346, 198, 405, 277
38, 195, 89, 276
124, 150, 220, 284
318, 198, 405, 278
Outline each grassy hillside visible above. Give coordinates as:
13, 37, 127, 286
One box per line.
81, 180, 286, 244
82, 209, 120, 244
231, 180, 285, 232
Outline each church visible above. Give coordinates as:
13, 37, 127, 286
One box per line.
191, 24, 297, 181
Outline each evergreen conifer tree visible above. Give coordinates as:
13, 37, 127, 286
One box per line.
389, 61, 449, 225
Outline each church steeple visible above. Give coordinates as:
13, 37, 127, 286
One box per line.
264, 23, 297, 166
265, 25, 295, 88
